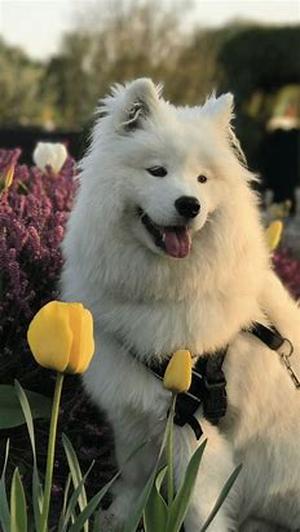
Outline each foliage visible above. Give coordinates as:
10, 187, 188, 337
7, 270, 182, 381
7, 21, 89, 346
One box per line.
0, 385, 51, 429
0, 381, 119, 532
0, 38, 48, 126
41, 0, 188, 128
0, 148, 77, 384
0, 3, 299, 132
218, 26, 300, 104
0, 382, 240, 531
0, 149, 112, 524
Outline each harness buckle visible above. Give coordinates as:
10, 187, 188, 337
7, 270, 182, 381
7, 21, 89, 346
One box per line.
203, 378, 225, 390
278, 338, 300, 389
203, 377, 227, 423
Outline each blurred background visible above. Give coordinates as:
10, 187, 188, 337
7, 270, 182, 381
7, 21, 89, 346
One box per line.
0, 2, 299, 513
0, 0, 299, 204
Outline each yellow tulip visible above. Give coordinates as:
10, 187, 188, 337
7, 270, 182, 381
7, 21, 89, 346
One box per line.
265, 220, 283, 251
27, 301, 95, 373
4, 164, 15, 190
163, 350, 192, 393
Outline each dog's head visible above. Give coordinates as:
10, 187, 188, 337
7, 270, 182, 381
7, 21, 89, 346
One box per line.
81, 78, 252, 260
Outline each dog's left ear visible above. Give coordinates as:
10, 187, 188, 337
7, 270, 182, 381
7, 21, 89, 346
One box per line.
201, 92, 246, 163
201, 93, 234, 130
101, 78, 162, 133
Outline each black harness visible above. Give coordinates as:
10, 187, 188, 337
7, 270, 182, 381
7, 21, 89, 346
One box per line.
145, 322, 291, 440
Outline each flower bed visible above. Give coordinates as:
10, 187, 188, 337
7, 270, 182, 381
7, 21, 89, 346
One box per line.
273, 249, 300, 299
0, 149, 114, 521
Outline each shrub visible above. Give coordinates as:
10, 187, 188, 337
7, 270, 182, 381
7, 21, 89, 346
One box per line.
0, 149, 114, 521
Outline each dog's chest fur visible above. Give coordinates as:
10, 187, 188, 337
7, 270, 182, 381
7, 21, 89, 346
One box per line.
94, 284, 263, 364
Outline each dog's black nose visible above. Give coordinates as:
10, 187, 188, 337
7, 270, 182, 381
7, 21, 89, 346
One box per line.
175, 196, 200, 219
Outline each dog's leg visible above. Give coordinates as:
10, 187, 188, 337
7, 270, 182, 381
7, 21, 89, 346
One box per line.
99, 416, 163, 531
173, 420, 236, 532
240, 518, 288, 532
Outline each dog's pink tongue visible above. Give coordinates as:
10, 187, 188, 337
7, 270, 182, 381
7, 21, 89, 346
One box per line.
164, 228, 191, 258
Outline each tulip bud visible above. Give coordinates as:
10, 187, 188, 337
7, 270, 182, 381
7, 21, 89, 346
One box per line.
4, 164, 15, 191
27, 301, 95, 374
33, 142, 68, 174
265, 220, 283, 251
163, 350, 192, 393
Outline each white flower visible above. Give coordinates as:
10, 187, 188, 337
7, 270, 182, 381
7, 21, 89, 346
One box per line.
33, 142, 68, 174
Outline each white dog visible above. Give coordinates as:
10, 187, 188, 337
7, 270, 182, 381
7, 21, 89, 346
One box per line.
61, 78, 300, 531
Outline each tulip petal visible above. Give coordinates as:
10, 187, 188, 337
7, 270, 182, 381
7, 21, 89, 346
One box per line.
27, 301, 72, 371
51, 144, 68, 174
4, 165, 15, 190
33, 142, 67, 174
33, 143, 51, 171
265, 220, 283, 251
67, 304, 95, 374
163, 350, 192, 393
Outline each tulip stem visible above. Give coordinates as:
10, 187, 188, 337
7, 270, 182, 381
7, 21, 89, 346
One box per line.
167, 394, 176, 506
41, 372, 64, 532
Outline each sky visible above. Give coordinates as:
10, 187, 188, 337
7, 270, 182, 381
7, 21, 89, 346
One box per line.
0, 0, 299, 61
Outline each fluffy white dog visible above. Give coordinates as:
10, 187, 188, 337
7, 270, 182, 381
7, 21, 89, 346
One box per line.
61, 78, 300, 531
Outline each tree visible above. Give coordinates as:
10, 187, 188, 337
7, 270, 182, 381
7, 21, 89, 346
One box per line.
0, 39, 46, 126
41, 0, 192, 128
218, 26, 300, 105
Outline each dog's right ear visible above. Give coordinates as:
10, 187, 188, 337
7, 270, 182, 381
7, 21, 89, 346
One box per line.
99, 78, 162, 133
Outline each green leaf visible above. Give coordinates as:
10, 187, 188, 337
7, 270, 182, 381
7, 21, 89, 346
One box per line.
166, 439, 207, 532
14, 382, 37, 460
14, 380, 44, 531
10, 468, 27, 532
62, 434, 89, 532
68, 471, 120, 532
200, 464, 242, 532
32, 468, 43, 532
0, 439, 11, 532
57, 474, 72, 532
143, 466, 168, 532
58, 462, 94, 532
62, 437, 147, 532
0, 385, 51, 429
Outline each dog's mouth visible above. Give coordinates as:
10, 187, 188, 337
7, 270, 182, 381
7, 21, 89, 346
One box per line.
137, 208, 192, 258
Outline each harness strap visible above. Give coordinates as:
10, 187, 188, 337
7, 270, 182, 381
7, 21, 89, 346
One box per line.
149, 349, 228, 440
174, 349, 227, 439
149, 323, 289, 440
121, 321, 290, 440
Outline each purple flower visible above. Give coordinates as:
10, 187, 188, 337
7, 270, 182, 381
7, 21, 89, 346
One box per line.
273, 249, 300, 300
0, 148, 116, 522
0, 148, 77, 382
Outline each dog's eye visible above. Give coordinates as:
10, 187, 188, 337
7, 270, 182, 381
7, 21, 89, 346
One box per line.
197, 174, 207, 184
146, 166, 167, 178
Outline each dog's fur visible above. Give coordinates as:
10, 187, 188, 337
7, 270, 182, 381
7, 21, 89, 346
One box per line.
61, 79, 300, 531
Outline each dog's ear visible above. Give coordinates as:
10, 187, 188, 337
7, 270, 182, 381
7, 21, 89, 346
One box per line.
201, 93, 246, 163
100, 78, 162, 133
201, 93, 234, 129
